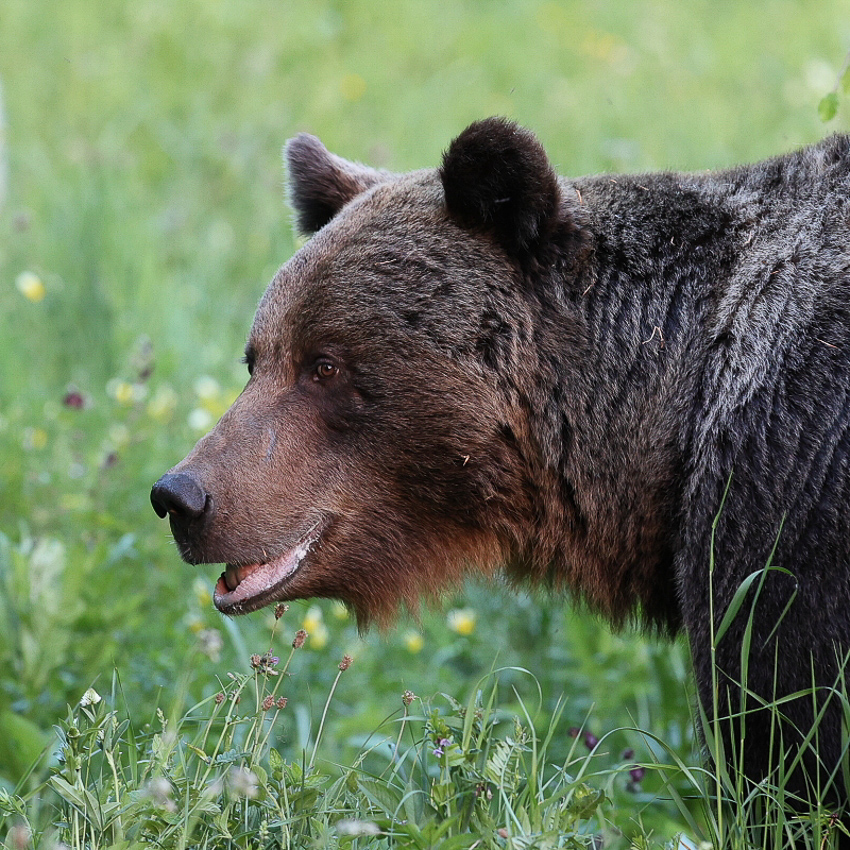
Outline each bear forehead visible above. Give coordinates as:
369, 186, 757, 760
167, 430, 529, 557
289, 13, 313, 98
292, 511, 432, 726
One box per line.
250, 173, 515, 353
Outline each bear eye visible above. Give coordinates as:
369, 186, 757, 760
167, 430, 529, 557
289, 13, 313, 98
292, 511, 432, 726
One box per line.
242, 351, 255, 376
313, 360, 339, 382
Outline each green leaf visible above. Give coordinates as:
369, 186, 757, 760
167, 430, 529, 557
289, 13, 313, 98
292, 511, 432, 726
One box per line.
842, 65, 850, 95
0, 710, 48, 783
268, 747, 283, 781
355, 777, 404, 818
819, 92, 839, 122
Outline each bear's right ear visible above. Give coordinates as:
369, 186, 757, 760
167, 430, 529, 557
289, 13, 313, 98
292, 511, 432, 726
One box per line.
440, 118, 562, 260
285, 134, 386, 235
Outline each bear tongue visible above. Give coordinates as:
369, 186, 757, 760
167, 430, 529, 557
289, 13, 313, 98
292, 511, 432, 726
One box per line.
213, 528, 321, 613
223, 563, 258, 591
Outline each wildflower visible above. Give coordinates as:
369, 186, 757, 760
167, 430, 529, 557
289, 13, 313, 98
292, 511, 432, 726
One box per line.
336, 819, 382, 837
622, 748, 635, 760
147, 384, 178, 422
193, 577, 212, 607
79, 687, 101, 707
262, 695, 275, 711
15, 271, 45, 302
193, 375, 221, 401
303, 605, 329, 649
226, 766, 259, 799
338, 654, 353, 671
568, 727, 580, 738
198, 628, 223, 661
22, 427, 47, 451
404, 630, 424, 653
432, 737, 452, 757
274, 602, 289, 619
447, 607, 477, 635
188, 407, 213, 431
214, 692, 226, 704
63, 389, 86, 409
276, 696, 288, 709
402, 690, 416, 707
143, 776, 177, 813
7, 824, 31, 850
629, 766, 645, 783
293, 629, 307, 649
250, 651, 279, 676
584, 731, 599, 750
108, 423, 131, 448
107, 379, 145, 406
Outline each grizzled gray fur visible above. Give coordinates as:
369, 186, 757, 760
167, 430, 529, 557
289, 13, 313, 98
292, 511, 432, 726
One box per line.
152, 119, 850, 810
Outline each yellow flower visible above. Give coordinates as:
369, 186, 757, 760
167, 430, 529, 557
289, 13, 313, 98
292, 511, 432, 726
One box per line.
310, 622, 329, 649
147, 385, 178, 422
404, 630, 424, 653
303, 604, 324, 631
15, 271, 45, 302
303, 606, 329, 648
22, 427, 47, 450
193, 577, 212, 607
107, 379, 136, 406
108, 423, 130, 448
447, 608, 477, 636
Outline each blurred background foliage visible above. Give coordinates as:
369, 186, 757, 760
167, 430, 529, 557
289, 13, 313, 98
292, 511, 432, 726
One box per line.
0, 0, 848, 836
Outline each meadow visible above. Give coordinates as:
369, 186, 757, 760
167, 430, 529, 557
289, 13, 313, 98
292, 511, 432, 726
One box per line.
1, 0, 848, 846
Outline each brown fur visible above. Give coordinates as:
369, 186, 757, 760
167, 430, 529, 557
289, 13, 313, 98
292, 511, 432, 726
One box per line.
152, 121, 850, 814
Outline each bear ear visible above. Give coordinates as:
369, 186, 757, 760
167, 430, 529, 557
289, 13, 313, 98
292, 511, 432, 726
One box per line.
285, 134, 386, 235
440, 118, 562, 259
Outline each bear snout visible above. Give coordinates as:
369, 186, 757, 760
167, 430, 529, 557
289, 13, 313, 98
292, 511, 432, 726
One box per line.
150, 472, 209, 520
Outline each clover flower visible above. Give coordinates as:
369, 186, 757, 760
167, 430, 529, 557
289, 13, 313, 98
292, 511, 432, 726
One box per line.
15, 271, 45, 302
79, 688, 101, 707
404, 630, 424, 653
447, 607, 476, 635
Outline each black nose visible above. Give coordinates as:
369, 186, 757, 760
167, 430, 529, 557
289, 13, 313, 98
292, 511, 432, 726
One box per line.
150, 472, 208, 519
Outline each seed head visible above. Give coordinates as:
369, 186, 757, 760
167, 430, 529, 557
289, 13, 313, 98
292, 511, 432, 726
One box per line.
402, 690, 416, 707
276, 696, 288, 709
274, 603, 289, 619
338, 654, 353, 671
262, 695, 275, 711
214, 692, 226, 704
293, 629, 307, 649
250, 651, 280, 676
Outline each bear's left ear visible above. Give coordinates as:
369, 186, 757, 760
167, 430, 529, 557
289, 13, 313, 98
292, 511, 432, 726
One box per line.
285, 134, 386, 235
440, 118, 562, 259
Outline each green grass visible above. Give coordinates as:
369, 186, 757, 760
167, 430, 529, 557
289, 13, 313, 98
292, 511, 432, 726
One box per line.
1, 0, 849, 845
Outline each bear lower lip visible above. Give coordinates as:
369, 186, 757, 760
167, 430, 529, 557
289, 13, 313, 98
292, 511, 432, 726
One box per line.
213, 522, 324, 615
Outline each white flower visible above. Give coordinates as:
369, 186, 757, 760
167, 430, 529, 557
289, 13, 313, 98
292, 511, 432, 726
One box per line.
80, 687, 102, 707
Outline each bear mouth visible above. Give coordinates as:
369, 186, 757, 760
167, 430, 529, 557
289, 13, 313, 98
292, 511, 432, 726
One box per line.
213, 520, 325, 615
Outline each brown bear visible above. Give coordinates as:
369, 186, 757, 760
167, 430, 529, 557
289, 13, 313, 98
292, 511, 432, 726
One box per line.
151, 118, 850, 813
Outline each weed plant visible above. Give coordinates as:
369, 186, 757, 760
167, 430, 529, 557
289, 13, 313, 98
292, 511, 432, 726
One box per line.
2, 0, 850, 846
